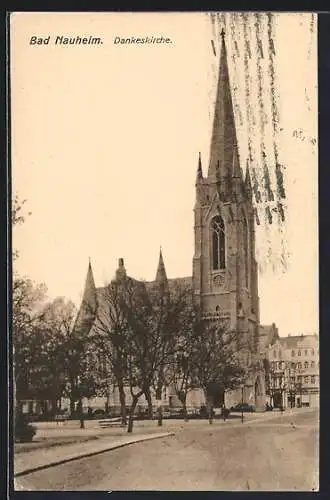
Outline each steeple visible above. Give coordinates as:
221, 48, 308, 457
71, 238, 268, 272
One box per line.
196, 152, 203, 183
244, 163, 253, 199
155, 247, 169, 299
155, 247, 168, 283
208, 28, 239, 183
73, 259, 98, 335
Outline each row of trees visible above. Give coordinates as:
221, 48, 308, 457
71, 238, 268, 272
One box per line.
13, 196, 248, 433
12, 196, 96, 420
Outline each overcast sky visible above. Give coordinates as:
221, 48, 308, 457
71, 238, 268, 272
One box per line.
11, 12, 318, 338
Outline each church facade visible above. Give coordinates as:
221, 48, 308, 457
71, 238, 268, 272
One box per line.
78, 32, 267, 412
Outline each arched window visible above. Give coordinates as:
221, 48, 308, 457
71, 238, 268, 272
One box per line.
242, 212, 249, 287
298, 350, 301, 356
291, 350, 295, 357
211, 215, 226, 270
304, 361, 309, 369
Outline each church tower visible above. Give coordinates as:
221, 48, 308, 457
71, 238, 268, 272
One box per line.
192, 30, 261, 380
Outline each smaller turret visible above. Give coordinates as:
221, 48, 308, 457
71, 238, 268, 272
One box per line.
115, 257, 127, 281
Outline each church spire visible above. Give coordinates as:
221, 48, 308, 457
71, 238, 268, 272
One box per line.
73, 259, 98, 335
155, 247, 168, 283
208, 28, 239, 182
196, 152, 203, 182
155, 247, 169, 298
245, 162, 253, 199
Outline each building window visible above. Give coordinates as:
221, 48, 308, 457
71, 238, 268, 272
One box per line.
304, 361, 309, 369
311, 349, 315, 356
311, 376, 315, 384
291, 362, 295, 369
311, 361, 315, 369
297, 362, 302, 369
304, 349, 308, 356
297, 376, 302, 383
273, 350, 276, 358
291, 350, 295, 357
211, 215, 226, 270
298, 350, 301, 356
304, 376, 309, 384
278, 350, 282, 358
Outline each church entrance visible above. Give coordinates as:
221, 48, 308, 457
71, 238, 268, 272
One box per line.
254, 375, 264, 410
206, 383, 225, 408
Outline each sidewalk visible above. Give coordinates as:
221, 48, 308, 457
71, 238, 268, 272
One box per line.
14, 431, 175, 477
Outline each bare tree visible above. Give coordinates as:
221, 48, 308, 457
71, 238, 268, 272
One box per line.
148, 282, 194, 426
89, 281, 132, 425
12, 277, 48, 413
191, 318, 245, 424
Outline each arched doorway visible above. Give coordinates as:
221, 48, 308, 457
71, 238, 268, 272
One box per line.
254, 375, 264, 410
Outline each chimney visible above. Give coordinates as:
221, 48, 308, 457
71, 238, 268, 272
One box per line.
115, 257, 127, 281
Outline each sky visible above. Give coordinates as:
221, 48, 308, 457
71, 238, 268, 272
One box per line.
11, 12, 318, 338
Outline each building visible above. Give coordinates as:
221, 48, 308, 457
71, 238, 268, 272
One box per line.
266, 334, 319, 409
75, 30, 270, 413
259, 324, 280, 357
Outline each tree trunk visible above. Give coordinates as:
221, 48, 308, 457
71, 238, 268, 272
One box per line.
41, 400, 48, 416
155, 387, 162, 427
105, 391, 110, 415
127, 395, 139, 433
51, 397, 58, 415
182, 395, 189, 422
206, 396, 213, 425
117, 379, 127, 425
78, 399, 85, 428
144, 385, 153, 420
70, 397, 75, 417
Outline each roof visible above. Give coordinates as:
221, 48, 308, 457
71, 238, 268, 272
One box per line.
278, 334, 318, 350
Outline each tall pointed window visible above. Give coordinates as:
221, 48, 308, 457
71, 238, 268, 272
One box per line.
242, 211, 249, 287
211, 215, 226, 270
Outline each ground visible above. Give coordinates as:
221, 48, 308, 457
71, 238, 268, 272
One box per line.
15, 409, 319, 491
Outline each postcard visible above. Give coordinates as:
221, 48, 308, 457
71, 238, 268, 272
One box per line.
10, 11, 318, 491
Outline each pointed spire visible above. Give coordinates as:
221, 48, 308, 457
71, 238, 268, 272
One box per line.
73, 259, 98, 335
245, 162, 252, 197
83, 259, 97, 311
155, 247, 168, 283
232, 148, 241, 179
208, 27, 239, 182
196, 152, 203, 182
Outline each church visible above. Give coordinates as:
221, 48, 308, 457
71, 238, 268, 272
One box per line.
77, 30, 268, 412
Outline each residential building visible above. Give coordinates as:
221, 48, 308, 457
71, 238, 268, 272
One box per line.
267, 334, 319, 408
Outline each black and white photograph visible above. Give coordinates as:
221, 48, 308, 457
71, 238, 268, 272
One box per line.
10, 11, 318, 491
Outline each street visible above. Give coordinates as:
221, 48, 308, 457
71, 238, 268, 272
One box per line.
15, 409, 319, 491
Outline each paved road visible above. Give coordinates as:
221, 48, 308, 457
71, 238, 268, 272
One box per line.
16, 409, 319, 491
